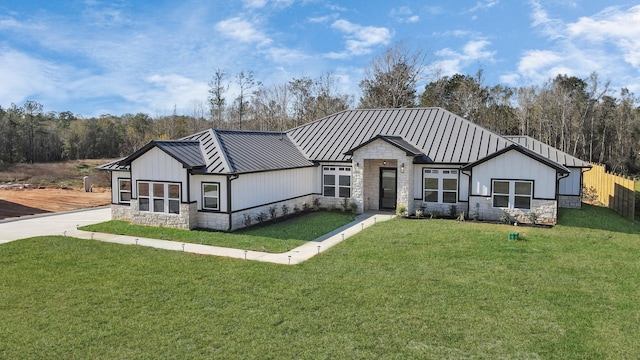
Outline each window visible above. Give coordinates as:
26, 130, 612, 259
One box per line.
138, 182, 149, 211
202, 183, 220, 210
492, 180, 533, 209
138, 181, 180, 214
118, 179, 131, 203
423, 168, 458, 204
323, 166, 351, 198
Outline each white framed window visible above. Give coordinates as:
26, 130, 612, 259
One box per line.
202, 183, 220, 210
492, 180, 532, 209
423, 168, 458, 204
323, 166, 351, 198
138, 181, 180, 214
118, 178, 131, 203
138, 182, 150, 211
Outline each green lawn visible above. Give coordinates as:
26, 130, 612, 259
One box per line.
1, 204, 639, 358
80, 211, 356, 253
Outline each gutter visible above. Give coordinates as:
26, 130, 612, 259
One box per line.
227, 174, 239, 231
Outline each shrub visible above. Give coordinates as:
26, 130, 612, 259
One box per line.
582, 185, 598, 203
302, 202, 310, 212
255, 212, 268, 224
414, 209, 424, 218
526, 211, 538, 225
349, 201, 358, 213
396, 204, 408, 217
269, 206, 278, 220
242, 214, 252, 227
341, 198, 350, 212
312, 198, 320, 210
281, 204, 289, 217
293, 204, 300, 213
500, 209, 512, 224
429, 210, 441, 219
448, 205, 458, 218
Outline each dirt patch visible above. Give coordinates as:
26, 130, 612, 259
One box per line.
0, 186, 111, 220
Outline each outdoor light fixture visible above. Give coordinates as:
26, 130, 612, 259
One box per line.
383, 160, 387, 165
401, 163, 405, 173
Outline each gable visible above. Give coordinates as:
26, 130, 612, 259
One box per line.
469, 148, 560, 199
120, 140, 205, 170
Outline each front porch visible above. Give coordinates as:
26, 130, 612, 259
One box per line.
348, 136, 418, 214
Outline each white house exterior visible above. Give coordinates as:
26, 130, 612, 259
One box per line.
99, 108, 591, 230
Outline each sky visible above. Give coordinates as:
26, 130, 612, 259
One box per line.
1, 0, 639, 118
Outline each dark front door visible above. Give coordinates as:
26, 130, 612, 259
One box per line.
379, 168, 397, 210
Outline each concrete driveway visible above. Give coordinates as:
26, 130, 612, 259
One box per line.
0, 207, 111, 244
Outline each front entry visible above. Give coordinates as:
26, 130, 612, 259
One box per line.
379, 168, 397, 210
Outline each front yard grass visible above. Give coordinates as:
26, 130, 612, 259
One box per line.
2, 204, 639, 358
80, 211, 356, 253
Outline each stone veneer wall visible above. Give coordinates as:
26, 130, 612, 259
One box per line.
414, 201, 469, 218
197, 212, 229, 231
351, 140, 414, 214
558, 195, 581, 209
468, 196, 558, 224
111, 204, 131, 221
229, 195, 316, 231
130, 200, 197, 229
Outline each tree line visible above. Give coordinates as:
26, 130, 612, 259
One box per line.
1, 43, 638, 174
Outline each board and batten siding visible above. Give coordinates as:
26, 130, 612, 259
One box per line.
130, 147, 189, 200
231, 167, 316, 211
412, 165, 469, 202
470, 150, 558, 199
558, 167, 581, 196
110, 170, 131, 204
190, 175, 228, 212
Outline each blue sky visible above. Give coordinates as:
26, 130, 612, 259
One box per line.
1, 0, 639, 117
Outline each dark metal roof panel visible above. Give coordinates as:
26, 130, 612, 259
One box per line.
216, 130, 313, 173
97, 158, 129, 171
288, 108, 513, 164
504, 136, 591, 168
154, 141, 206, 168
181, 129, 232, 173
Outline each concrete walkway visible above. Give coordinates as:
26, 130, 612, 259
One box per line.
0, 208, 395, 265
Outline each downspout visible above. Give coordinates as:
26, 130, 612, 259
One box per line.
227, 174, 239, 231
461, 168, 473, 216
556, 171, 570, 221
186, 169, 191, 203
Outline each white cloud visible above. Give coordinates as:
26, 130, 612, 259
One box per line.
509, 2, 640, 89
567, 5, 640, 67
308, 13, 339, 24
326, 19, 392, 58
144, 74, 209, 113
431, 39, 495, 76
0, 49, 61, 103
215, 17, 272, 46
390, 7, 420, 23
468, 1, 500, 12
243, 0, 268, 8
265, 47, 311, 63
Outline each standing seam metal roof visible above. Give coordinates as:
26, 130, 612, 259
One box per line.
504, 135, 591, 168
287, 107, 513, 164
215, 130, 314, 173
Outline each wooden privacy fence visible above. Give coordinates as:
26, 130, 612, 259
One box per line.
582, 163, 636, 220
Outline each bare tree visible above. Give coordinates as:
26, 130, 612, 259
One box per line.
234, 70, 260, 129
359, 42, 427, 108
208, 68, 229, 128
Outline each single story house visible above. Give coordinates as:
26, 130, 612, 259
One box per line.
99, 107, 590, 230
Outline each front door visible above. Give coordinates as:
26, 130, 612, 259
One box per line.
379, 168, 397, 210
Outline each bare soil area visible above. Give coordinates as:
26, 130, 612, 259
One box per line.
0, 186, 111, 220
